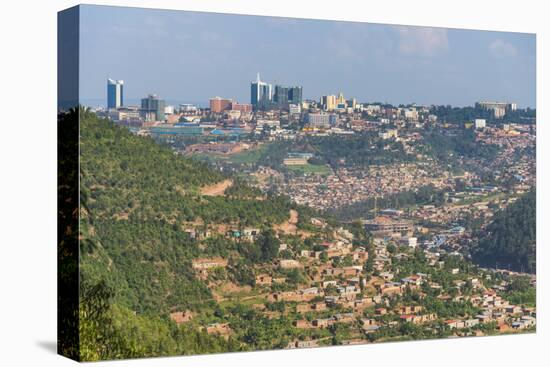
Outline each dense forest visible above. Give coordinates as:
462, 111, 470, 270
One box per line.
472, 189, 536, 273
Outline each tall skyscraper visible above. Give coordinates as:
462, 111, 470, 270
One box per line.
273, 85, 289, 107
107, 78, 124, 109
250, 73, 272, 109
141, 94, 166, 121
273, 85, 302, 109
288, 86, 303, 105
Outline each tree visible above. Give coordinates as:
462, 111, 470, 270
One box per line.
257, 229, 281, 261
473, 189, 536, 273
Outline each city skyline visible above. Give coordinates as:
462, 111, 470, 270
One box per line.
80, 5, 536, 108
98, 74, 530, 112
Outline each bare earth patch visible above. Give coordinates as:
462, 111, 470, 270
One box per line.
274, 209, 313, 238
274, 209, 298, 234
200, 179, 233, 196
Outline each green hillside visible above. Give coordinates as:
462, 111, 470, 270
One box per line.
78, 111, 300, 360
472, 189, 536, 273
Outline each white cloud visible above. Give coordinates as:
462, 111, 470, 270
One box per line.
394, 26, 449, 57
489, 39, 518, 58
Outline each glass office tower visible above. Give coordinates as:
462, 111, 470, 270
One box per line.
250, 73, 272, 109
107, 78, 124, 109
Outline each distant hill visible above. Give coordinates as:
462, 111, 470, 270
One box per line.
472, 190, 536, 273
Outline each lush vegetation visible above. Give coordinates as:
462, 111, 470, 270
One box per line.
327, 184, 448, 220
308, 134, 415, 168
473, 190, 536, 273
218, 134, 415, 171
421, 127, 500, 165
79, 280, 241, 361
430, 105, 536, 125
78, 112, 305, 360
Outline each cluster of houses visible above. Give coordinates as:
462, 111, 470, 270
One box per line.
181, 180, 535, 348
277, 163, 453, 211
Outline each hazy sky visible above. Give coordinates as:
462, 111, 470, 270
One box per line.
79, 5, 536, 108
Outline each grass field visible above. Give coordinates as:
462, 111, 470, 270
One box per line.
286, 163, 331, 175
228, 144, 268, 164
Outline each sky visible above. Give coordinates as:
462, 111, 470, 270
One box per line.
79, 5, 536, 108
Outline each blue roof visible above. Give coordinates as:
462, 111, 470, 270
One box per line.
150, 126, 203, 135
211, 128, 248, 136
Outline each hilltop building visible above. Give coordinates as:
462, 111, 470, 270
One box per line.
476, 101, 517, 118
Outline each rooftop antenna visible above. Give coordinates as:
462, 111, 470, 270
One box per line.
256, 72, 261, 83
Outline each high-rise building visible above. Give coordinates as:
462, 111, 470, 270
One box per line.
321, 95, 337, 111
250, 73, 272, 109
107, 78, 124, 109
209, 97, 233, 113
288, 86, 303, 105
273, 85, 289, 108
141, 94, 166, 121
273, 85, 303, 109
